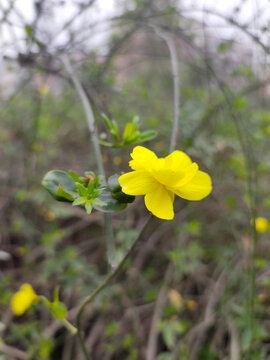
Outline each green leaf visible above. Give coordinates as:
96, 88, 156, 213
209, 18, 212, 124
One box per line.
108, 174, 135, 204
218, 40, 234, 53
102, 113, 113, 130
69, 170, 81, 183
41, 296, 51, 309
42, 170, 77, 202
93, 198, 106, 207
42, 289, 67, 320
103, 113, 119, 142
111, 120, 119, 142
233, 96, 247, 111
25, 25, 33, 37
88, 180, 95, 193
136, 130, 157, 143
242, 328, 253, 351
72, 197, 85, 206
162, 323, 176, 349
156, 353, 174, 360
85, 203, 93, 214
76, 183, 88, 197
108, 174, 121, 190
111, 190, 135, 204
123, 122, 138, 144
132, 115, 140, 127
93, 187, 127, 212
56, 185, 75, 202
51, 301, 67, 320
53, 287, 60, 303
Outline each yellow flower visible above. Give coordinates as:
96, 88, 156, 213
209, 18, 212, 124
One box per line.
113, 156, 122, 166
187, 300, 198, 311
119, 146, 212, 220
11, 284, 39, 316
255, 217, 269, 233
38, 83, 49, 96
168, 289, 183, 310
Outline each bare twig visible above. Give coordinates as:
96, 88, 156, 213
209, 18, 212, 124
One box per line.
61, 55, 104, 177
0, 343, 27, 360
61, 55, 117, 269
76, 214, 152, 360
146, 263, 174, 360
228, 319, 240, 360
150, 25, 180, 152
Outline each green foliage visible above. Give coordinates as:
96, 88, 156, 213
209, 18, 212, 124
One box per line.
2, 2, 270, 359
108, 174, 135, 203
42, 288, 67, 320
218, 40, 234, 53
25, 25, 33, 37
158, 318, 190, 350
42, 170, 77, 202
168, 242, 204, 275
42, 170, 135, 214
199, 346, 219, 360
100, 114, 157, 147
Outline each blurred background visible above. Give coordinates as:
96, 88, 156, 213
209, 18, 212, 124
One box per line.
1, 0, 270, 359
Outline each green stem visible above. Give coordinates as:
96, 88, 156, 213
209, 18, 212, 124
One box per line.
61, 55, 116, 268
61, 318, 78, 335
76, 215, 152, 360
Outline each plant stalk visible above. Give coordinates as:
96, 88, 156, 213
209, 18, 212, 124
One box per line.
76, 215, 152, 360
61, 55, 116, 268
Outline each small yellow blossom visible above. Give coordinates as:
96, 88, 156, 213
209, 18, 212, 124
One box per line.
38, 83, 49, 96
113, 156, 122, 166
119, 146, 212, 220
38, 207, 56, 221
255, 217, 269, 233
11, 284, 39, 316
258, 293, 268, 303
14, 246, 27, 257
187, 300, 198, 311
102, 154, 108, 163
265, 125, 270, 134
168, 289, 183, 310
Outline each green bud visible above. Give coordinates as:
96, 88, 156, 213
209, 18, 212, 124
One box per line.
50, 301, 67, 320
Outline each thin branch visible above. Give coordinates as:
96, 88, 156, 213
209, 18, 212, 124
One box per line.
146, 263, 174, 360
61, 55, 116, 269
49, 0, 96, 47
76, 215, 152, 360
180, 8, 270, 54
61, 55, 105, 177
228, 319, 240, 360
150, 25, 180, 152
0, 343, 27, 360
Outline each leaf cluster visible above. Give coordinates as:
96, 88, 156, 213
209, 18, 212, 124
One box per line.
100, 114, 157, 148
41, 287, 67, 320
42, 170, 135, 214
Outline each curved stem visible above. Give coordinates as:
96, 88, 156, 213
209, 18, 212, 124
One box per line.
150, 24, 180, 152
76, 215, 152, 360
61, 55, 116, 268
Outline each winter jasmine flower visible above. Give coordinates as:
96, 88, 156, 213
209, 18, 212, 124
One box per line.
119, 146, 212, 220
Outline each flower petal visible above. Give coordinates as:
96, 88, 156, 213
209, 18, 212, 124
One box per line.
10, 284, 38, 316
152, 162, 198, 189
129, 146, 158, 170
174, 170, 212, 201
119, 170, 158, 195
172, 163, 198, 188
145, 185, 174, 220
165, 150, 192, 170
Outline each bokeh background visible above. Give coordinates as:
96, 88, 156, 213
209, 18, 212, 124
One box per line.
1, 0, 270, 359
